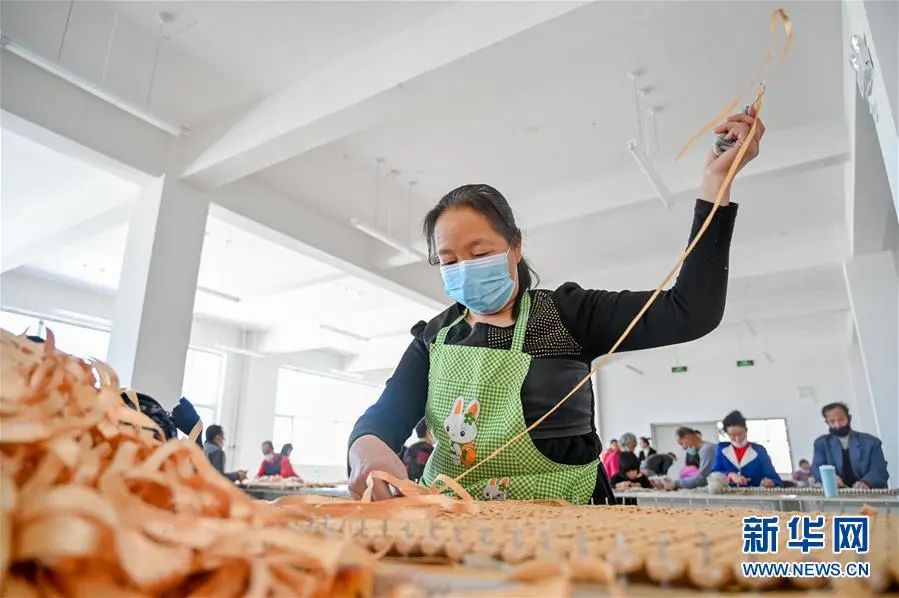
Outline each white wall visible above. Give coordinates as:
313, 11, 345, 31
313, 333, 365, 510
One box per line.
596, 350, 857, 472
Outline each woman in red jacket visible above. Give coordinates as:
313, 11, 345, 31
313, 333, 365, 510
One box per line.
256, 441, 302, 478
278, 443, 300, 479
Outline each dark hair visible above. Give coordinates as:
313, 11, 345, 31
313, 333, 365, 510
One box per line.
280, 443, 293, 456
423, 184, 538, 291
722, 410, 747, 431
415, 417, 428, 439
609, 439, 619, 445
206, 424, 223, 442
667, 452, 677, 459
262, 440, 274, 450
618, 452, 640, 473
821, 402, 850, 419
799, 459, 809, 466
675, 426, 696, 439
640, 436, 650, 445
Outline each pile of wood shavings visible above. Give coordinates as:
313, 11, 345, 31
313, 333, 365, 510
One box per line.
298, 501, 899, 593
0, 330, 373, 597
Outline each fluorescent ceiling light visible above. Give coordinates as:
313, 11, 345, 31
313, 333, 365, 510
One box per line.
213, 344, 266, 358
627, 140, 672, 209
744, 321, 758, 338
319, 324, 370, 342
625, 364, 645, 376
0, 35, 188, 137
350, 217, 427, 262
197, 286, 241, 303
329, 368, 364, 379
54, 309, 111, 327
282, 364, 379, 387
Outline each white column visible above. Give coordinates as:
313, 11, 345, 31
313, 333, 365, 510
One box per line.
842, 251, 898, 483
847, 339, 876, 433
234, 355, 279, 471
107, 174, 209, 409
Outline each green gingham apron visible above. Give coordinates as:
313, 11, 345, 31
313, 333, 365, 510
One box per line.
420, 292, 598, 503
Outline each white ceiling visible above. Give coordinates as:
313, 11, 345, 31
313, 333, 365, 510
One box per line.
0, 1, 449, 128
1, 129, 139, 264
256, 0, 843, 234
4, 125, 435, 371
1, 1, 859, 377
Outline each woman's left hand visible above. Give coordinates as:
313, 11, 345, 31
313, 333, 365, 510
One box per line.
700, 107, 766, 205
760, 477, 776, 488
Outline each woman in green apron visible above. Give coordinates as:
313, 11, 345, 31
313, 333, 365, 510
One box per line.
348, 109, 765, 504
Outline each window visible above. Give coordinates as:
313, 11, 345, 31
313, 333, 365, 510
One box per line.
272, 415, 294, 451
2, 309, 224, 423
181, 348, 225, 426
0, 310, 110, 359
274, 368, 379, 467
718, 417, 793, 473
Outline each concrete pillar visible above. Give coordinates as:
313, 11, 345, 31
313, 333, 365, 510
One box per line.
842, 251, 898, 483
234, 354, 279, 471
847, 339, 876, 433
107, 174, 209, 408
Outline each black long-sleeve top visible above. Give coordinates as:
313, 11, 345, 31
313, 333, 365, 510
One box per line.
350, 199, 738, 466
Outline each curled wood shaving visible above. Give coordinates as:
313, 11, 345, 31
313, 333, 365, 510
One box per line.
0, 329, 374, 596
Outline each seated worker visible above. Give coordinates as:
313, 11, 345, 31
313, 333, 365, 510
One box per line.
792, 459, 812, 485
600, 439, 621, 479
257, 440, 282, 477
642, 452, 677, 477
637, 436, 657, 462
711, 410, 781, 487
279, 443, 300, 478
203, 425, 246, 482
811, 402, 889, 489
402, 418, 435, 482
653, 427, 715, 490
610, 452, 653, 489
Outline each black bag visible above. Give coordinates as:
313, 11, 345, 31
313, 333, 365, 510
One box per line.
121, 391, 179, 441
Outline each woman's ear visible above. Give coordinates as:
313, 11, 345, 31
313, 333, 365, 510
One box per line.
512, 238, 523, 264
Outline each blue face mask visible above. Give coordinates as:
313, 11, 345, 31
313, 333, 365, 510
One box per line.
440, 250, 515, 315
686, 447, 699, 456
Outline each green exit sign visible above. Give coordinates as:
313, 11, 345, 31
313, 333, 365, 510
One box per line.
737, 359, 755, 367
671, 365, 688, 373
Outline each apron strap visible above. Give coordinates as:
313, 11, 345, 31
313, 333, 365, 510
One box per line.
435, 311, 468, 345
434, 291, 532, 352
510, 291, 531, 353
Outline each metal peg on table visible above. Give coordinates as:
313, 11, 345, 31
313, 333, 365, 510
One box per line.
576, 530, 588, 557
540, 523, 551, 552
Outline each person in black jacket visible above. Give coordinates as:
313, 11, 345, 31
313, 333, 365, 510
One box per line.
347, 108, 765, 503
637, 437, 657, 462
203, 424, 246, 482
610, 452, 653, 489
642, 452, 677, 477
401, 418, 434, 482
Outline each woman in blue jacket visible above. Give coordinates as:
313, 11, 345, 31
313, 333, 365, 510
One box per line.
712, 410, 782, 487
